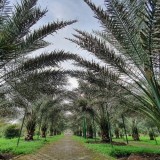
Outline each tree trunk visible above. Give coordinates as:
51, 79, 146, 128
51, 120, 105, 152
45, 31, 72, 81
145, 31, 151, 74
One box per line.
87, 125, 93, 138
115, 128, 120, 138
50, 131, 53, 136
79, 130, 82, 136
132, 120, 140, 141
100, 118, 110, 143
49, 127, 54, 136
25, 113, 36, 141
41, 127, 47, 138
149, 131, 154, 140
101, 130, 110, 142
54, 129, 57, 135
25, 130, 34, 141
132, 126, 140, 141
41, 130, 46, 138
98, 131, 101, 137
41, 122, 48, 138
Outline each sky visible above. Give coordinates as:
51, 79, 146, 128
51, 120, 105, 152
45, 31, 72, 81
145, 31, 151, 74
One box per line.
11, 0, 105, 89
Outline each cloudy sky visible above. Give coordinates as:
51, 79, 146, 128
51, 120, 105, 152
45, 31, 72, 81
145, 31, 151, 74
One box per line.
11, 0, 105, 88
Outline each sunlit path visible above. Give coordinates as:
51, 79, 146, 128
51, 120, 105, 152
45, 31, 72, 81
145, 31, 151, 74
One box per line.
14, 135, 108, 160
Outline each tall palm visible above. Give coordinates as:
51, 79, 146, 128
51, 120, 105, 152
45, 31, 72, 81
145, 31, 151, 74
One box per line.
0, 0, 78, 128
0, 0, 77, 102
0, 0, 76, 68
73, 77, 124, 142
68, 0, 160, 127
23, 96, 62, 140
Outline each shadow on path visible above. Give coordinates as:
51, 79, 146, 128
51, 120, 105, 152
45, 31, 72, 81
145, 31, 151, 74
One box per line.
14, 135, 109, 160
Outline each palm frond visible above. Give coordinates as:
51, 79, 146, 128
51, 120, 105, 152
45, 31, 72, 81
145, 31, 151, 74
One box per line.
18, 20, 77, 54
84, 0, 147, 73
0, 0, 11, 26
74, 56, 119, 81
6, 51, 77, 79
67, 29, 127, 73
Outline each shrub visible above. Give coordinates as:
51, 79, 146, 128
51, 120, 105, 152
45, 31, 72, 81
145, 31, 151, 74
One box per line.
4, 125, 20, 139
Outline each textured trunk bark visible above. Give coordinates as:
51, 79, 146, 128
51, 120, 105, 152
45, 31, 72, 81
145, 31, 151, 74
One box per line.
100, 119, 110, 143
25, 130, 34, 141
101, 130, 110, 142
132, 133, 140, 141
25, 114, 36, 141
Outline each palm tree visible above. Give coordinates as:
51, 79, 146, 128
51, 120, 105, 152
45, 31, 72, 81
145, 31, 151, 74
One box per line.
0, 0, 76, 69
40, 99, 62, 138
0, 0, 78, 141
23, 96, 61, 140
68, 0, 160, 128
0, 0, 77, 104
72, 77, 125, 142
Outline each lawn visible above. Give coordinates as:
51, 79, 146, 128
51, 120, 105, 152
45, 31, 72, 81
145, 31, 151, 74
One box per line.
73, 136, 160, 159
0, 135, 63, 155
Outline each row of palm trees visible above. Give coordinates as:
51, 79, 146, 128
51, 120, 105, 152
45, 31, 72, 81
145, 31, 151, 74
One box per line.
1, 0, 160, 144
0, 0, 77, 141
68, 0, 160, 142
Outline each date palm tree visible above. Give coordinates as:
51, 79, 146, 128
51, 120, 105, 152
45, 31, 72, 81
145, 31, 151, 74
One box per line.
0, 0, 77, 103
68, 0, 160, 127
72, 76, 125, 142
0, 0, 78, 134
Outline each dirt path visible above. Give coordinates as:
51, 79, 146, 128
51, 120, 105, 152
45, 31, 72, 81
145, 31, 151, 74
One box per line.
14, 135, 109, 160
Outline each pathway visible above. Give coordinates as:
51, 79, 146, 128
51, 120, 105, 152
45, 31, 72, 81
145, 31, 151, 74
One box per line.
14, 135, 109, 160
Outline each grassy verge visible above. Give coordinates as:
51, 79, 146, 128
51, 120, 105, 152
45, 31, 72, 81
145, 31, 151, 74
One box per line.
73, 136, 160, 158
0, 135, 63, 155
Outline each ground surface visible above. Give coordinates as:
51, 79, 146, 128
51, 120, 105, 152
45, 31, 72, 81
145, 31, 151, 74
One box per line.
14, 135, 108, 160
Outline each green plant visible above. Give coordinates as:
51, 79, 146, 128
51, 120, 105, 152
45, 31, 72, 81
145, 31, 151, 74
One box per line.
0, 0, 77, 125
4, 125, 20, 139
0, 135, 63, 155
68, 0, 160, 128
73, 136, 160, 159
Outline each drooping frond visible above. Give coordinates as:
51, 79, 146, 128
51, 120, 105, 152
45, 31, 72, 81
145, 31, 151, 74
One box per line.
84, 0, 149, 74
0, 0, 77, 68
6, 51, 77, 79
12, 70, 68, 101
67, 29, 127, 74
4, 0, 46, 40
0, 0, 11, 26
73, 56, 119, 81
18, 20, 77, 54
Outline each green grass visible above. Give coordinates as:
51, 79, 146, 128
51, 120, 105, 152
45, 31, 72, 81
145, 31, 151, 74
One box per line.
0, 135, 63, 155
73, 136, 160, 159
